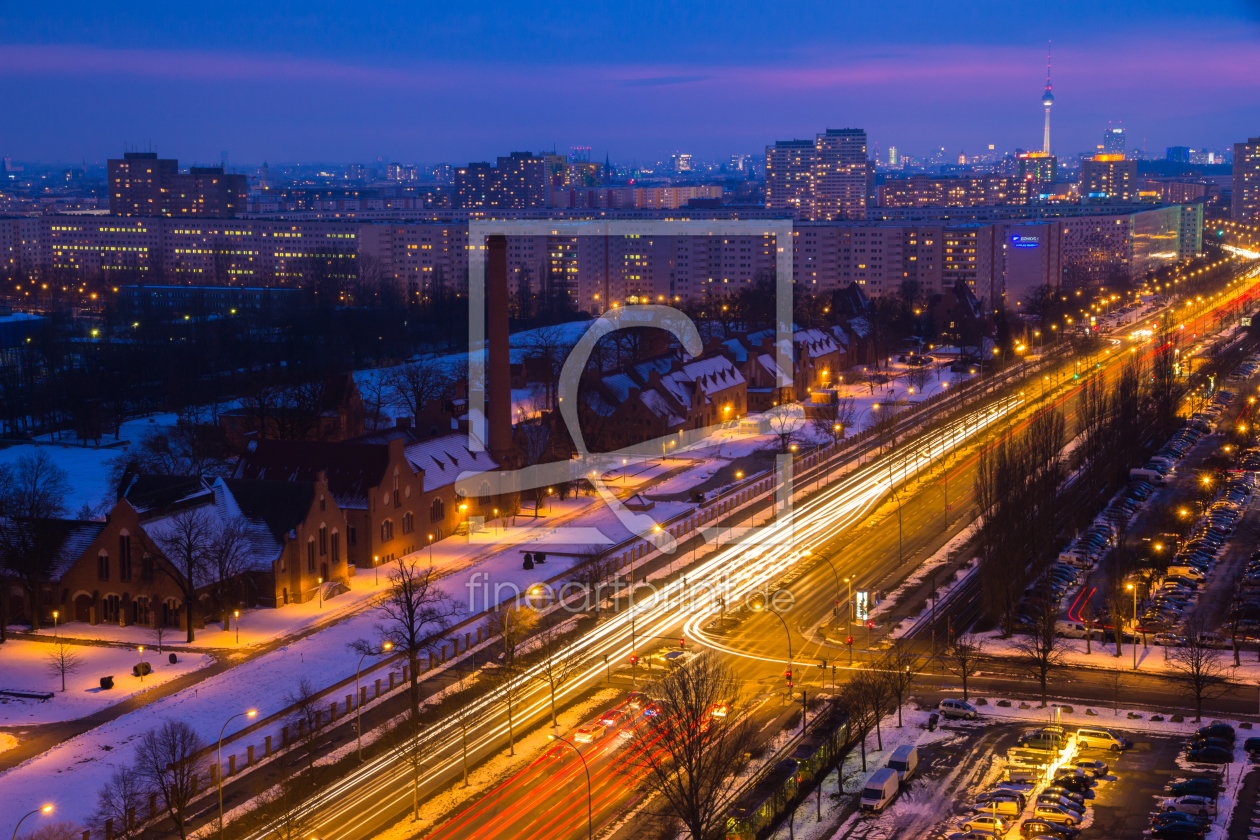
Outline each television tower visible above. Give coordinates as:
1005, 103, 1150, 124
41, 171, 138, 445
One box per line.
1041, 41, 1054, 155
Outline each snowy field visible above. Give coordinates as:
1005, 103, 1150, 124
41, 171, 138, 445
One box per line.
0, 640, 213, 725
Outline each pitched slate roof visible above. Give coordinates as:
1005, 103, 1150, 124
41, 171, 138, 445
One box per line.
403, 434, 499, 492
233, 440, 392, 509
221, 479, 316, 545
639, 389, 686, 427
120, 475, 212, 513
0, 518, 109, 580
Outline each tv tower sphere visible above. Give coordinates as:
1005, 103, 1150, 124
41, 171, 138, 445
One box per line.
1042, 88, 1054, 106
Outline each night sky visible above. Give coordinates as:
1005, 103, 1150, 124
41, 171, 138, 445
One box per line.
2, 0, 1259, 166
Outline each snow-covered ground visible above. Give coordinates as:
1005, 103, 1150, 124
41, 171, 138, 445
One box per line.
0, 640, 213, 725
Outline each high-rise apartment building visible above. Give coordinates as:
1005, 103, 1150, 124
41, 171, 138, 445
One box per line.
764, 129, 868, 220
1080, 154, 1137, 203
1233, 137, 1260, 223
764, 140, 816, 215
107, 152, 246, 217
1103, 128, 1125, 156
492, 152, 548, 209
1166, 146, 1192, 164
813, 129, 868, 221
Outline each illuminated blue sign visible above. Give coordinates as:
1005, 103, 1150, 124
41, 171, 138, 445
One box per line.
1011, 235, 1040, 248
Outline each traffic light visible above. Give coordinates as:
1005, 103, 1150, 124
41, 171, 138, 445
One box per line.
630, 653, 638, 666
785, 668, 793, 688
845, 636, 853, 646
867, 620, 874, 629
679, 637, 686, 649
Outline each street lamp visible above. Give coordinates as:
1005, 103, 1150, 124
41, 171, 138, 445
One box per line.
752, 597, 794, 700
548, 734, 593, 840
1127, 584, 1138, 670
428, 533, 434, 561
138, 645, 145, 683
218, 709, 257, 840
356, 641, 393, 761
317, 577, 324, 608
234, 610, 240, 645
52, 610, 58, 637
12, 806, 53, 840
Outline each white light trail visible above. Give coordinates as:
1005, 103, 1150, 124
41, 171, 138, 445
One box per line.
260, 394, 1024, 839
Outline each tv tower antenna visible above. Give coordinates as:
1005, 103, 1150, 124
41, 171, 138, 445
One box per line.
1041, 40, 1054, 155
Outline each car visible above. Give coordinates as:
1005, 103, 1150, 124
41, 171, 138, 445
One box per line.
950, 831, 1003, 840
573, 724, 602, 743
1032, 803, 1080, 825
598, 709, 628, 728
1074, 759, 1108, 777
1187, 737, 1231, 752
642, 702, 662, 718
978, 790, 1027, 808
1036, 794, 1085, 816
1042, 786, 1086, 806
1163, 795, 1217, 816
940, 699, 978, 720
1185, 745, 1232, 764
1019, 820, 1076, 840
1196, 723, 1235, 742
1150, 826, 1207, 840
961, 815, 1011, 833
1244, 737, 1260, 754
626, 692, 649, 710
706, 703, 730, 719
1151, 812, 1210, 831
1053, 768, 1095, 784
1047, 775, 1092, 795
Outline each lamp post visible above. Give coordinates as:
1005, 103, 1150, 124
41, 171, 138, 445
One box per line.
12, 806, 53, 840
218, 709, 257, 840
356, 641, 392, 761
138, 645, 145, 683
1127, 584, 1138, 670
317, 577, 324, 609
753, 598, 794, 701
52, 610, 58, 638
808, 551, 843, 628
234, 610, 240, 645
548, 734, 593, 840
428, 533, 434, 562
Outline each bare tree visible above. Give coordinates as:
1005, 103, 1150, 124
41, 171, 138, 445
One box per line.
1011, 606, 1065, 708
535, 619, 585, 728
451, 690, 481, 788
1169, 618, 1230, 722
765, 403, 804, 453
154, 508, 215, 643
0, 450, 70, 633
132, 720, 206, 840
356, 371, 391, 432
17, 821, 81, 840
850, 666, 890, 751
904, 364, 931, 395
284, 677, 324, 776
810, 394, 857, 449
484, 605, 538, 755
385, 358, 452, 423
944, 633, 986, 701
376, 558, 460, 718
517, 424, 553, 517
879, 640, 920, 728
379, 700, 431, 820
45, 641, 84, 692
249, 763, 312, 840
92, 766, 144, 840
207, 516, 251, 631
522, 325, 576, 411
623, 652, 755, 840
1102, 668, 1126, 716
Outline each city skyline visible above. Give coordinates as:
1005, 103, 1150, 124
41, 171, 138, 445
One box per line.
1, 0, 1258, 164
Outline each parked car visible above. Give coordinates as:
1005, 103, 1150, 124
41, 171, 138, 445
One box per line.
1073, 759, 1108, 777
1032, 803, 1081, 826
1168, 778, 1219, 799
1196, 723, 1235, 742
960, 814, 1012, 833
1162, 795, 1217, 817
1185, 745, 1232, 764
939, 699, 978, 720
1019, 820, 1076, 839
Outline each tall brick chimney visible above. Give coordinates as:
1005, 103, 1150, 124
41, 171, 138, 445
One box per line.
486, 235, 513, 461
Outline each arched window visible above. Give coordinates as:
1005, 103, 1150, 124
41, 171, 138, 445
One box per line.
381, 519, 394, 543
97, 551, 110, 581
330, 530, 340, 564
319, 525, 327, 556
402, 511, 414, 534
307, 538, 316, 571
430, 497, 445, 523
118, 531, 132, 582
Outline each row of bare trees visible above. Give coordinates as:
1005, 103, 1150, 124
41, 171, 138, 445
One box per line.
975, 407, 1069, 633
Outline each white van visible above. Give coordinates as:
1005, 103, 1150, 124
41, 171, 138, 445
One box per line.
1005, 765, 1042, 783
1076, 727, 1131, 751
860, 767, 900, 812
888, 745, 918, 781
1130, 468, 1164, 484
1166, 566, 1206, 582
1058, 551, 1093, 570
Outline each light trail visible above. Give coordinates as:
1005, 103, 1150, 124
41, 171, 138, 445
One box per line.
263, 393, 1024, 840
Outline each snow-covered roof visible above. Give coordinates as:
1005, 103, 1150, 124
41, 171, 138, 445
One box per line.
404, 434, 499, 491
721, 338, 748, 363
758, 354, 794, 387
582, 390, 617, 417
0, 518, 109, 581
601, 373, 639, 403
794, 328, 839, 358
847, 317, 872, 339
639, 389, 686, 426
